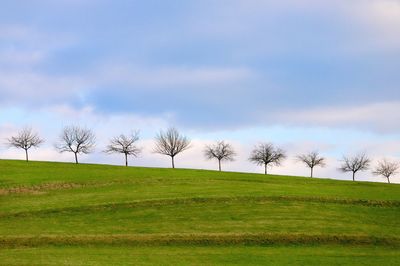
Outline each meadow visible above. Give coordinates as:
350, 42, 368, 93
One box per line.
0, 160, 399, 265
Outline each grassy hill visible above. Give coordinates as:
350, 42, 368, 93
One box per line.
0, 159, 399, 265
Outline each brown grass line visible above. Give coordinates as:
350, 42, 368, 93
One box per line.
0, 179, 172, 195
0, 183, 83, 195
1, 195, 399, 219
1, 233, 399, 248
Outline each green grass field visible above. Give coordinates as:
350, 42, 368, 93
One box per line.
0, 159, 399, 265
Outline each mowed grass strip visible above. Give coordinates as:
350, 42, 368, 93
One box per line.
1, 245, 399, 266
1, 199, 398, 237
1, 233, 399, 248
1, 195, 399, 218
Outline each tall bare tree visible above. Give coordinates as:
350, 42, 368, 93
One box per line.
339, 153, 370, 181
249, 143, 286, 174
104, 131, 141, 166
204, 141, 236, 171
296, 151, 326, 178
56, 126, 95, 164
373, 159, 399, 184
7, 127, 44, 162
153, 127, 191, 168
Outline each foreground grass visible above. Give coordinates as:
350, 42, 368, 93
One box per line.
1, 245, 399, 266
1, 160, 399, 265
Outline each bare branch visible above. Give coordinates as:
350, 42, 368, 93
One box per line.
55, 126, 96, 164
249, 143, 286, 174
296, 151, 325, 177
104, 131, 141, 166
7, 127, 44, 162
204, 141, 236, 171
339, 153, 370, 181
153, 127, 191, 168
373, 159, 399, 184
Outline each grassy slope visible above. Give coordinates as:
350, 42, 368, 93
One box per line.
0, 159, 399, 265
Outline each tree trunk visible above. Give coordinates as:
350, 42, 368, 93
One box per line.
387, 177, 391, 184
74, 152, 79, 164
352, 171, 355, 181
25, 149, 29, 162
171, 156, 175, 169
218, 160, 221, 171
125, 153, 128, 167
310, 167, 313, 178
264, 164, 268, 175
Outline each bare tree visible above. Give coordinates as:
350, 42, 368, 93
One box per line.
373, 159, 399, 184
7, 127, 44, 162
249, 143, 286, 174
339, 153, 370, 181
204, 141, 236, 171
104, 131, 141, 166
56, 126, 95, 164
296, 151, 326, 178
153, 127, 191, 168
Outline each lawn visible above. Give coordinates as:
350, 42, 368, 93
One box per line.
0, 160, 399, 265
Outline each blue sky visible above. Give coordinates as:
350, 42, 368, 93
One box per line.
1, 0, 400, 182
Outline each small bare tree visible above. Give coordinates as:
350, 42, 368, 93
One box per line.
7, 127, 44, 162
56, 126, 95, 164
249, 143, 286, 174
104, 132, 141, 166
153, 127, 191, 168
204, 141, 236, 171
296, 151, 326, 178
373, 159, 399, 184
339, 153, 370, 181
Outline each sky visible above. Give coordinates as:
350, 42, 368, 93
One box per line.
0, 0, 399, 183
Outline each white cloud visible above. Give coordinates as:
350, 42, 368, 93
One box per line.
183, 0, 400, 55
276, 101, 400, 133
0, 70, 88, 105
0, 24, 84, 106
340, 0, 400, 52
0, 24, 77, 72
